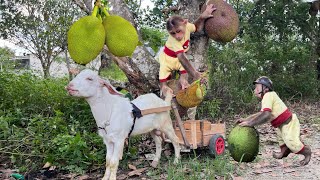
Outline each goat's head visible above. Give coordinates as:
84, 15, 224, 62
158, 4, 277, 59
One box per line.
66, 69, 101, 98
66, 69, 123, 98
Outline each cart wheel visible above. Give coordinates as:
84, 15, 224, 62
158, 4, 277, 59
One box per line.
209, 134, 225, 157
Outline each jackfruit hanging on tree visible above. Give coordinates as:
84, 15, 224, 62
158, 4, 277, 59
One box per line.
103, 15, 139, 57
67, 1, 140, 65
201, 0, 239, 43
67, 6, 105, 65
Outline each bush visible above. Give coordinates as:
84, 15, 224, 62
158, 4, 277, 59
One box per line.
0, 71, 103, 173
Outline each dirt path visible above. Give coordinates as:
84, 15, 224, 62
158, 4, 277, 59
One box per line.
236, 123, 320, 180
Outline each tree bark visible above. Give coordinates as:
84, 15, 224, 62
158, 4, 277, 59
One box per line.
177, 0, 210, 73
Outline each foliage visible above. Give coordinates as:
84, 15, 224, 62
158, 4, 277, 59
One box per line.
125, 0, 178, 29
0, 47, 15, 70
99, 61, 128, 82
140, 27, 167, 53
0, 0, 84, 77
0, 71, 103, 172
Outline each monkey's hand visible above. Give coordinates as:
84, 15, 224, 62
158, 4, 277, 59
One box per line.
161, 85, 174, 97
238, 120, 253, 127
201, 4, 217, 19
235, 118, 246, 124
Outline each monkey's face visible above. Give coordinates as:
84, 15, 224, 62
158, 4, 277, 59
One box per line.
254, 84, 263, 98
169, 24, 186, 41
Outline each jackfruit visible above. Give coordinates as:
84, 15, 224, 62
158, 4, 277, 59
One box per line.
67, 16, 105, 65
201, 0, 239, 43
103, 15, 139, 57
228, 125, 259, 162
176, 79, 206, 108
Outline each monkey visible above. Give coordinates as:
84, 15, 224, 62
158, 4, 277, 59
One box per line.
237, 76, 312, 166
158, 4, 216, 98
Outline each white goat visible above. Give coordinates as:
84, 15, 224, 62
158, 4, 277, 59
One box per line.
66, 69, 181, 180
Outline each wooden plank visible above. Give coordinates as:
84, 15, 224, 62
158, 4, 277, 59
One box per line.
172, 100, 190, 147
203, 123, 226, 136
203, 135, 212, 146
200, 121, 204, 147
140, 106, 171, 116
191, 121, 197, 149
181, 120, 211, 131
175, 129, 201, 148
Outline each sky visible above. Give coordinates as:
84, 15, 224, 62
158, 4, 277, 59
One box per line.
141, 0, 154, 9
0, 0, 155, 56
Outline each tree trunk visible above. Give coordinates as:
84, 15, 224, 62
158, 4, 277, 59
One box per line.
177, 0, 210, 73
108, 0, 160, 91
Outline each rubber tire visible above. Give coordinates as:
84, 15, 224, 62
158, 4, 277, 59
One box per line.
209, 134, 225, 157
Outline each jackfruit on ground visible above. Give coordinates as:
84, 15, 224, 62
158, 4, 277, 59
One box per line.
176, 79, 206, 108
68, 16, 105, 65
228, 125, 259, 162
201, 0, 239, 43
103, 15, 139, 57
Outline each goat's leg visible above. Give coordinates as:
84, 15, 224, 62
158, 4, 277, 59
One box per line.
109, 139, 125, 180
102, 142, 114, 180
162, 124, 181, 164
150, 130, 163, 167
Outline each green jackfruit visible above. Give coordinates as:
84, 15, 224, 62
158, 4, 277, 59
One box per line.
201, 0, 239, 43
103, 15, 139, 57
68, 16, 105, 65
228, 126, 259, 162
176, 79, 206, 108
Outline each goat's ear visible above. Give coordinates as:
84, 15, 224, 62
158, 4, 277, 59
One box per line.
99, 78, 123, 96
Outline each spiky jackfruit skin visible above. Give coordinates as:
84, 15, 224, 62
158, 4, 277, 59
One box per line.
176, 79, 206, 108
228, 126, 259, 162
201, 0, 239, 43
103, 15, 139, 57
68, 16, 105, 65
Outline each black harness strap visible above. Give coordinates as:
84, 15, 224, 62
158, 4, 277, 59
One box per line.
128, 103, 143, 137
98, 126, 107, 134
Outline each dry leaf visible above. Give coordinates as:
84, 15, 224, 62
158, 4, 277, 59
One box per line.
164, 150, 172, 156
49, 166, 56, 171
128, 167, 148, 177
292, 172, 300, 177
128, 164, 137, 170
254, 168, 272, 174
261, 168, 272, 173
78, 175, 89, 180
144, 154, 156, 161
117, 174, 128, 180
284, 169, 295, 173
233, 177, 244, 180
42, 162, 51, 169
270, 173, 278, 177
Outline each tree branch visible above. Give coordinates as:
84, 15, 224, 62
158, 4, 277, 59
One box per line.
71, 0, 90, 15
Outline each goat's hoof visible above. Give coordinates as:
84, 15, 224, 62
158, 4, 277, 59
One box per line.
150, 160, 159, 168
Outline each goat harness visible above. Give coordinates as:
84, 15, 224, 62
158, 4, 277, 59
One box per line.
97, 103, 171, 137
128, 103, 172, 137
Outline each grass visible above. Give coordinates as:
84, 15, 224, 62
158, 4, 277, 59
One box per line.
144, 152, 235, 179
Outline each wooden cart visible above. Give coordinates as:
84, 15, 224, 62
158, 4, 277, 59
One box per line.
171, 99, 226, 156
173, 120, 226, 155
